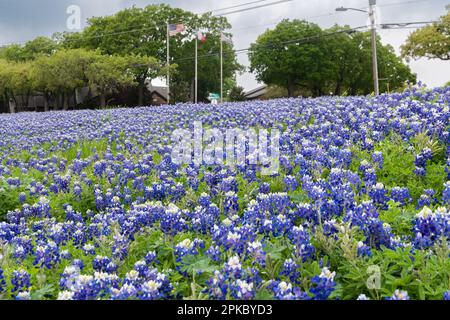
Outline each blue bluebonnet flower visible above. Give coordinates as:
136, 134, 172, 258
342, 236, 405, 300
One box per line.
34, 241, 60, 269
357, 241, 372, 257
357, 294, 370, 300
391, 187, 412, 206
15, 291, 31, 300
413, 206, 449, 249
283, 175, 298, 191
281, 258, 300, 284
369, 183, 389, 209
223, 255, 243, 278
174, 238, 204, 263
386, 289, 410, 300
372, 151, 384, 169
224, 191, 239, 216
288, 226, 315, 262
0, 267, 6, 294
206, 245, 222, 263
259, 182, 271, 194
414, 148, 432, 167
138, 270, 173, 300
204, 271, 227, 299
93, 256, 115, 273
309, 267, 336, 300
11, 269, 31, 293
82, 243, 96, 256
443, 291, 450, 300
246, 241, 266, 267
269, 280, 308, 300
229, 279, 255, 300
442, 181, 450, 204
57, 291, 75, 300
144, 251, 158, 265
19, 192, 26, 203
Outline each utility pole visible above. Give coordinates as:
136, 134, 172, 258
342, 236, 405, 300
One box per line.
166, 21, 170, 105
369, 0, 379, 95
195, 35, 198, 104
220, 34, 224, 104
336, 0, 379, 95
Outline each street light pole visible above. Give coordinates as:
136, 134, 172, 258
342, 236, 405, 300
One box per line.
336, 0, 379, 95
369, 0, 379, 95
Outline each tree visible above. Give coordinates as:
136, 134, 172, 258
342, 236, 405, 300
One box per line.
249, 20, 415, 97
58, 4, 241, 103
85, 54, 135, 108
228, 86, 246, 102
0, 60, 33, 113
0, 37, 57, 62
249, 20, 333, 97
40, 49, 96, 110
401, 10, 450, 61
123, 54, 169, 106
30, 55, 54, 111
0, 59, 15, 112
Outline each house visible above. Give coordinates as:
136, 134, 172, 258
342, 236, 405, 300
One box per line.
244, 85, 268, 100
146, 84, 168, 106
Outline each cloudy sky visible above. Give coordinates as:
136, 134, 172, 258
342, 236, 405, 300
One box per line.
0, 0, 448, 90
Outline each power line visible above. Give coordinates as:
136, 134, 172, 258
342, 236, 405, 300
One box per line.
171, 25, 369, 63
377, 0, 433, 8
208, 0, 276, 13
0, 0, 441, 48
169, 20, 436, 64
215, 0, 293, 16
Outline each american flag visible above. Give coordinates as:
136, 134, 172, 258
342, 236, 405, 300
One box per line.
169, 24, 185, 36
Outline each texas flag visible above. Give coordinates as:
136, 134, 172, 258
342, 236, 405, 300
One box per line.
197, 30, 207, 43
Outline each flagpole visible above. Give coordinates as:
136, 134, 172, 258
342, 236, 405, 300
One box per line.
220, 33, 223, 104
195, 35, 198, 104
166, 21, 170, 105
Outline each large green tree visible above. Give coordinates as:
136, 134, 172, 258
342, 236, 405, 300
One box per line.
249, 20, 416, 97
57, 4, 241, 103
0, 37, 57, 62
401, 9, 450, 61
36, 49, 96, 110
249, 20, 333, 97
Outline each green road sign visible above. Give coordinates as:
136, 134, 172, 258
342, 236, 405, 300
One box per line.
208, 93, 220, 100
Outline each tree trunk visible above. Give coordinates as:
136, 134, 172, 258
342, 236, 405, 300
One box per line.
287, 78, 296, 98
138, 79, 145, 106
100, 93, 106, 108
43, 93, 49, 112
9, 98, 16, 114
63, 92, 69, 110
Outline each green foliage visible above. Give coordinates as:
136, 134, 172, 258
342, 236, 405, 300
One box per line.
58, 4, 241, 103
249, 20, 416, 97
228, 85, 246, 102
350, 132, 447, 202
401, 10, 450, 61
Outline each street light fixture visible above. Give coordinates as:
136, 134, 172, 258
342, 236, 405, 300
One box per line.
335, 6, 368, 13
336, 0, 379, 95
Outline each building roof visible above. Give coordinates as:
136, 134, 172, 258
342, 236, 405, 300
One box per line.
147, 85, 168, 100
244, 84, 268, 99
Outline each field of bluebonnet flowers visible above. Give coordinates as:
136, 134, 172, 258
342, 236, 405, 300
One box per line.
0, 86, 449, 300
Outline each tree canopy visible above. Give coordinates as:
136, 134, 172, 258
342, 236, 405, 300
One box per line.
401, 10, 450, 61
57, 4, 241, 103
249, 20, 416, 97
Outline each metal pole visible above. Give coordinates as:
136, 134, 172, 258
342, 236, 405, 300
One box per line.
195, 36, 198, 104
369, 2, 379, 95
220, 34, 223, 104
166, 22, 170, 105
